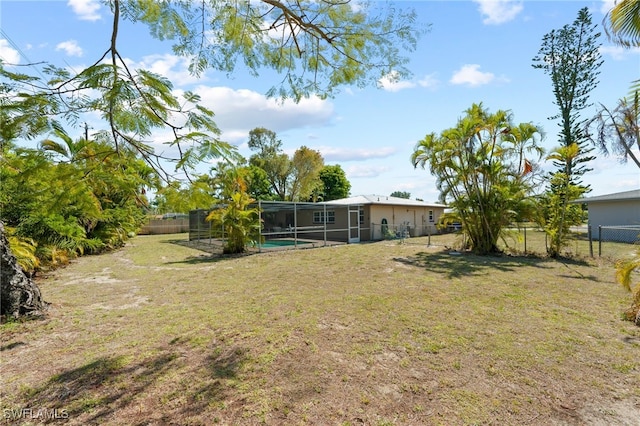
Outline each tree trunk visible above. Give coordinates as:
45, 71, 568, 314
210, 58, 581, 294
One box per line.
0, 222, 47, 318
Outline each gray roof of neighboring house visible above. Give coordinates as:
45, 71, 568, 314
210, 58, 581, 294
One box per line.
578, 189, 640, 204
325, 194, 446, 208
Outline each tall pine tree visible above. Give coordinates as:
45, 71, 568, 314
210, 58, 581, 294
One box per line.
532, 7, 602, 188
532, 7, 603, 257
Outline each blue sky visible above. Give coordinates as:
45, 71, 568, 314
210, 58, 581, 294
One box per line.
1, 0, 638, 202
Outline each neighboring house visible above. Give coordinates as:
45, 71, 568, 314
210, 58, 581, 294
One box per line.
325, 194, 447, 241
579, 189, 640, 242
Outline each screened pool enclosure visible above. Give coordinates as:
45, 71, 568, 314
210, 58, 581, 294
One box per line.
189, 201, 366, 251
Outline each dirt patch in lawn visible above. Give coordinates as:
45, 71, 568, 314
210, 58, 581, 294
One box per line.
1, 234, 639, 425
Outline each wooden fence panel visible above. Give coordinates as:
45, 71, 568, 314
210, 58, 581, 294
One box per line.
138, 219, 190, 235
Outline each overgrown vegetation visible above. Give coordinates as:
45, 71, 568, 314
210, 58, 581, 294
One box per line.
1, 135, 156, 273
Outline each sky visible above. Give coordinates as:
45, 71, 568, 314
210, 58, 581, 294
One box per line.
1, 0, 639, 203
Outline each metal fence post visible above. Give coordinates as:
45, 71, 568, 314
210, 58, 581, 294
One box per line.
598, 225, 602, 257
258, 200, 262, 253
588, 225, 593, 258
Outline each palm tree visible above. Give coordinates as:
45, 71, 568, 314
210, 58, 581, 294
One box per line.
412, 103, 540, 255
616, 251, 640, 325
206, 168, 261, 254
600, 3, 640, 324
539, 144, 587, 258
604, 0, 640, 47
604, 0, 640, 95
588, 92, 640, 169
39, 122, 89, 163
504, 122, 546, 177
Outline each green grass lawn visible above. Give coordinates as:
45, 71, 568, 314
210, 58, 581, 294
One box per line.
1, 234, 639, 425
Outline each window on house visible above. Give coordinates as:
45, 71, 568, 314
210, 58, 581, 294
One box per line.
313, 211, 335, 224
428, 210, 434, 223
359, 208, 364, 225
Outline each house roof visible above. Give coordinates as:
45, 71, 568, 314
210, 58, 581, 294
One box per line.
578, 189, 640, 204
325, 194, 446, 208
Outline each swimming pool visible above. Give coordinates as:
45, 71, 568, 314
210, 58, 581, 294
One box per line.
259, 239, 313, 249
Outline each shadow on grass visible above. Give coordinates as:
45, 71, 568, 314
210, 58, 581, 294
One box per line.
394, 249, 561, 279
0, 341, 27, 351
17, 339, 248, 425
172, 346, 249, 422
164, 254, 228, 265
162, 237, 222, 252
161, 238, 257, 265
19, 353, 177, 424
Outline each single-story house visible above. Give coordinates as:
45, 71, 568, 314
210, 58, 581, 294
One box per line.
578, 189, 640, 242
191, 195, 447, 245
325, 194, 447, 241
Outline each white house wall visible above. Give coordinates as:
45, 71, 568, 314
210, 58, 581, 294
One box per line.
588, 200, 640, 228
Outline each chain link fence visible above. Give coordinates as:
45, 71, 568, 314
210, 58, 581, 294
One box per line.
595, 226, 640, 258
380, 223, 639, 259
501, 225, 592, 257
188, 209, 225, 241
488, 224, 638, 258
370, 223, 442, 241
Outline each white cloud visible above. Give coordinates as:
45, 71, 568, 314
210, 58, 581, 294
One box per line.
67, 0, 101, 21
600, 45, 640, 60
589, 148, 640, 173
450, 64, 496, 87
0, 39, 20, 64
379, 71, 416, 92
379, 71, 439, 92
600, 0, 617, 15
587, 152, 640, 195
473, 0, 523, 25
418, 74, 439, 89
192, 86, 335, 145
319, 146, 398, 162
346, 165, 391, 178
55, 40, 83, 57
125, 54, 202, 86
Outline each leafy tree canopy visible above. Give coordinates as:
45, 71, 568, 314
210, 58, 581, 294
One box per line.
246, 128, 326, 201
390, 191, 411, 199
124, 0, 425, 100
319, 164, 351, 201
289, 146, 324, 201
1, 0, 425, 179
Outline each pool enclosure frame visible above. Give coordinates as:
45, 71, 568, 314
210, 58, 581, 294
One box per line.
257, 200, 363, 251
189, 201, 365, 251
